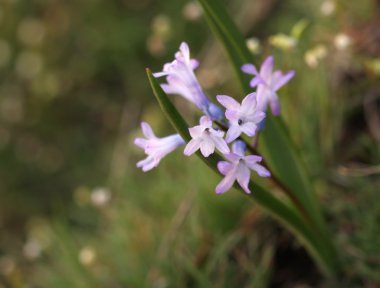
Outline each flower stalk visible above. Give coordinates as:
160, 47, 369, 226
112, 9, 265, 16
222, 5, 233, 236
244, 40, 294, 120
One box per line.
134, 13, 341, 278
145, 68, 340, 278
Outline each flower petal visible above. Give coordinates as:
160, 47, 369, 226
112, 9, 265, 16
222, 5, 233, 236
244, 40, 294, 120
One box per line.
225, 109, 239, 121
184, 139, 201, 156
225, 125, 241, 143
215, 171, 236, 194
256, 85, 270, 111
190, 59, 199, 69
153, 71, 168, 78
236, 164, 251, 194
241, 122, 258, 137
161, 83, 192, 103
242, 92, 257, 107
188, 125, 204, 138
244, 155, 262, 164
225, 152, 241, 163
241, 63, 258, 75
179, 42, 190, 60
260, 55, 274, 79
142, 160, 159, 172
269, 95, 281, 116
216, 95, 240, 110
199, 116, 212, 127
241, 93, 259, 115
137, 156, 158, 172
252, 163, 271, 177
141, 122, 155, 138
212, 136, 230, 154
251, 111, 266, 123
163, 76, 195, 103
217, 161, 233, 175
249, 76, 265, 88
134, 138, 147, 149
199, 138, 215, 157
273, 70, 295, 91
212, 128, 225, 138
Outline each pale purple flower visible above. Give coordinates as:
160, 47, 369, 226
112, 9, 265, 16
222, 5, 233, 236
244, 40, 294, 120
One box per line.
154, 42, 223, 120
216, 141, 271, 194
216, 93, 266, 143
184, 116, 230, 157
134, 122, 185, 172
241, 56, 295, 116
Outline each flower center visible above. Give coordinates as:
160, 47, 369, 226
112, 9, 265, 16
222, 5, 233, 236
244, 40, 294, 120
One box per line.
238, 119, 243, 125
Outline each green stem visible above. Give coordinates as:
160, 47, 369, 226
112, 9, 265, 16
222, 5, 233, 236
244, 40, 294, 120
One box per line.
196, 0, 341, 278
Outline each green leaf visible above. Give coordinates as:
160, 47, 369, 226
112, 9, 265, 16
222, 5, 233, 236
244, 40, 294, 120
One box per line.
196, 0, 340, 276
197, 0, 251, 92
197, 0, 322, 227
146, 69, 335, 277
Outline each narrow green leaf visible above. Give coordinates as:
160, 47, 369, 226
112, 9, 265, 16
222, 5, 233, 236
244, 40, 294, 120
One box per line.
146, 69, 334, 276
196, 0, 340, 276
197, 0, 326, 234
197, 0, 251, 92
200, 0, 328, 227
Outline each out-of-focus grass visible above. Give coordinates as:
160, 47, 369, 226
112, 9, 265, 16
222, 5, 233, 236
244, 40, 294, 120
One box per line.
0, 0, 209, 217
26, 156, 275, 287
1, 0, 380, 287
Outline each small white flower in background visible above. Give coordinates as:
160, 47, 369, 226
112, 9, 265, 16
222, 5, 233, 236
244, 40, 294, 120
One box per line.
320, 0, 336, 16
79, 246, 96, 266
91, 187, 111, 207
146, 34, 166, 57
184, 116, 229, 157
182, 2, 202, 21
365, 59, 380, 76
269, 34, 297, 51
15, 50, 43, 79
246, 37, 261, 54
23, 239, 42, 260
334, 33, 352, 51
268, 20, 308, 52
17, 18, 45, 47
151, 14, 171, 38
134, 122, 185, 172
304, 45, 328, 68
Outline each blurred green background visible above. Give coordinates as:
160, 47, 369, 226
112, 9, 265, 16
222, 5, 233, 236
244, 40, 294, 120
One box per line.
0, 0, 379, 287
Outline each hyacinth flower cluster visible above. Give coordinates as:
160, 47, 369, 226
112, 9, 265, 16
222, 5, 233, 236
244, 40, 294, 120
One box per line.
134, 42, 294, 194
